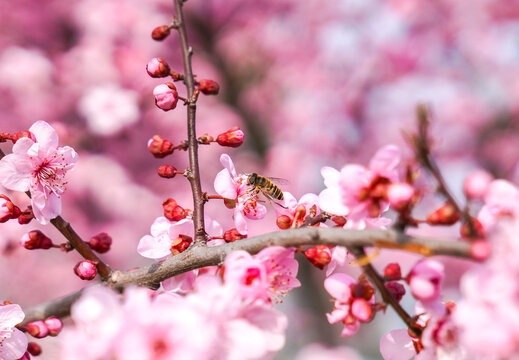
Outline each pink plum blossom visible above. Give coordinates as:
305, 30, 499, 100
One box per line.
0, 304, 28, 360
407, 259, 444, 303
324, 273, 375, 337
477, 179, 519, 230
276, 191, 320, 223
214, 153, 267, 235
463, 169, 493, 200
224, 246, 300, 302
380, 329, 417, 360
318, 145, 401, 229
0, 121, 78, 224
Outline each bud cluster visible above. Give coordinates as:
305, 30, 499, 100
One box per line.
20, 230, 53, 250
162, 198, 187, 221
26, 316, 63, 339
0, 195, 21, 223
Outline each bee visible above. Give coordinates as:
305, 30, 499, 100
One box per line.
246, 173, 287, 207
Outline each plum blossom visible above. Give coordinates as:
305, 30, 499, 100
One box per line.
324, 273, 375, 337
0, 121, 78, 224
214, 154, 267, 235
318, 145, 401, 229
0, 304, 28, 360
407, 259, 444, 304
477, 179, 519, 231
224, 247, 300, 302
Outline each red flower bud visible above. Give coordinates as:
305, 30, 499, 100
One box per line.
163, 198, 187, 221
20, 230, 53, 250
158, 165, 178, 179
198, 133, 214, 144
146, 57, 171, 78
153, 82, 179, 111
304, 245, 331, 269
26, 321, 49, 338
460, 217, 485, 239
385, 281, 406, 302
27, 342, 42, 356
383, 263, 402, 280
171, 234, 192, 255
0, 195, 20, 222
151, 25, 171, 40
74, 260, 97, 280
332, 216, 347, 226
216, 127, 244, 148
44, 316, 63, 336
12, 130, 36, 143
351, 281, 375, 301
18, 209, 34, 224
426, 202, 460, 225
223, 228, 247, 242
88, 232, 112, 254
198, 79, 220, 95
276, 215, 292, 229
147, 135, 174, 158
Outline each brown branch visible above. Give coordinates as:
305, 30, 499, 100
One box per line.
22, 227, 471, 324
173, 0, 206, 243
0, 148, 112, 279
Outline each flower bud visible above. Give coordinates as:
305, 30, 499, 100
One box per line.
463, 170, 492, 200
163, 198, 187, 221
385, 281, 406, 302
426, 202, 460, 225
276, 215, 292, 229
20, 230, 53, 250
151, 25, 171, 40
27, 342, 42, 356
304, 245, 331, 269
216, 127, 244, 148
407, 259, 444, 302
351, 282, 375, 302
460, 217, 485, 239
153, 82, 178, 111
44, 316, 63, 336
88, 232, 112, 254
158, 165, 177, 179
12, 130, 36, 143
26, 321, 49, 338
198, 133, 214, 144
198, 79, 220, 95
332, 216, 347, 226
383, 263, 402, 281
223, 228, 247, 242
0, 195, 20, 222
470, 239, 491, 261
74, 260, 97, 280
170, 234, 192, 255
18, 209, 34, 224
387, 183, 415, 211
147, 135, 174, 158
351, 298, 373, 322
146, 57, 171, 78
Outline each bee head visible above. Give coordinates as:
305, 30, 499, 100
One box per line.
247, 173, 257, 185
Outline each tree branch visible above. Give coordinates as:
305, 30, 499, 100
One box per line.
22, 227, 471, 324
173, 0, 206, 243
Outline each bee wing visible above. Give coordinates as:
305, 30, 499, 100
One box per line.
265, 177, 290, 185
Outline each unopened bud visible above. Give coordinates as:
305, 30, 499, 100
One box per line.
18, 209, 34, 224
387, 183, 415, 211
276, 215, 292, 229
26, 321, 49, 338
148, 135, 174, 158
198, 79, 220, 95
304, 245, 331, 269
0, 195, 20, 222
44, 317, 63, 336
223, 228, 247, 242
12, 130, 35, 143
27, 342, 42, 356
151, 25, 171, 41
74, 260, 97, 280
88, 232, 112, 254
463, 170, 492, 200
351, 281, 375, 301
170, 234, 192, 255
383, 263, 402, 281
294, 204, 306, 221
426, 202, 460, 225
460, 217, 485, 239
153, 82, 178, 111
146, 57, 171, 78
385, 281, 406, 302
198, 133, 214, 144
216, 127, 244, 148
158, 165, 178, 178
20, 230, 53, 250
332, 216, 347, 226
163, 198, 186, 221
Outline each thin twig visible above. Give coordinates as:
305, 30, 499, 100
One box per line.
173, 0, 206, 243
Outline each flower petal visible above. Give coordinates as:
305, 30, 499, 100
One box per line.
0, 153, 31, 192
379, 329, 416, 360
29, 120, 59, 151
324, 273, 355, 301
220, 153, 238, 178
0, 328, 28, 360
319, 187, 349, 216
369, 145, 401, 179
214, 168, 238, 199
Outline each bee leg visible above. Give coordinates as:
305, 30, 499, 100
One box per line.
273, 201, 288, 209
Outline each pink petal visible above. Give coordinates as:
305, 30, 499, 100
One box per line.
326, 307, 348, 324
324, 273, 354, 301
0, 328, 28, 360
351, 298, 373, 322
380, 329, 416, 360
150, 217, 172, 237
340, 321, 360, 337
298, 193, 319, 211
0, 153, 31, 192
234, 209, 248, 235
321, 166, 340, 188
11, 137, 34, 155
244, 203, 267, 220
409, 277, 437, 301
0, 304, 25, 327
276, 191, 297, 216
31, 191, 61, 225
219, 153, 238, 178
339, 165, 372, 195
161, 270, 198, 293
137, 235, 172, 259
59, 146, 79, 166
29, 120, 59, 151
369, 145, 401, 179
214, 168, 238, 199
318, 187, 349, 216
